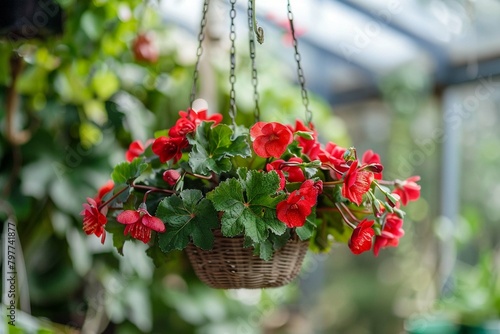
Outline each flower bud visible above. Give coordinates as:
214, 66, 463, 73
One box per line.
163, 170, 181, 186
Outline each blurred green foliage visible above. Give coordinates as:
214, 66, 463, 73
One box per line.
0, 0, 347, 332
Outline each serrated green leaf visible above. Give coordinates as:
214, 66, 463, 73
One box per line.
187, 122, 250, 175
262, 206, 287, 236
296, 213, 317, 241
156, 189, 218, 252
236, 167, 248, 181
254, 239, 273, 261
271, 229, 291, 250
111, 158, 147, 185
208, 170, 283, 244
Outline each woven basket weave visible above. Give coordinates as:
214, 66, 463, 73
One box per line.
186, 231, 309, 289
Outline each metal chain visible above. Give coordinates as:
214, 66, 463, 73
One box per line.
287, 0, 312, 124
189, 0, 210, 107
228, 0, 237, 127
247, 0, 260, 122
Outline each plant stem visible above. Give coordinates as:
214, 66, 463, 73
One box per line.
132, 184, 176, 194
99, 186, 130, 210
185, 172, 212, 180
335, 203, 356, 229
340, 203, 361, 223
321, 162, 344, 177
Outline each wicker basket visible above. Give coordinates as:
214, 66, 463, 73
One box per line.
186, 231, 309, 289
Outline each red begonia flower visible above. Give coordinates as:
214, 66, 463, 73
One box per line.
290, 120, 320, 159
276, 179, 322, 227
349, 219, 375, 255
266, 157, 305, 184
179, 108, 223, 126
169, 118, 196, 138
342, 160, 374, 206
163, 169, 181, 186
276, 191, 313, 228
373, 213, 405, 256
81, 197, 107, 244
393, 176, 421, 206
116, 205, 166, 244
94, 180, 114, 207
362, 150, 383, 180
250, 122, 293, 158
152, 136, 188, 163
126, 139, 154, 162
319, 142, 348, 177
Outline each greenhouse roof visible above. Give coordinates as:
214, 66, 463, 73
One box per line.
162, 0, 500, 105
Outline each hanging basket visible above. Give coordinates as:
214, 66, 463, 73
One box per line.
185, 230, 309, 289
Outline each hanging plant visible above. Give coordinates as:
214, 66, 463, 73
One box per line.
80, 0, 421, 289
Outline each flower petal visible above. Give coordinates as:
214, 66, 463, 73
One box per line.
142, 215, 166, 232
117, 210, 141, 225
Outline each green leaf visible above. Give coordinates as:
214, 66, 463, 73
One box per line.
188, 122, 250, 175
254, 239, 273, 261
296, 211, 317, 241
207, 178, 245, 237
208, 170, 285, 244
295, 130, 314, 140
156, 190, 219, 252
111, 158, 148, 185
270, 229, 291, 250
105, 221, 129, 255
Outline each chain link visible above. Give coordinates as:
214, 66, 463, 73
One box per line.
247, 0, 260, 122
189, 0, 210, 107
287, 0, 312, 124
228, 0, 237, 127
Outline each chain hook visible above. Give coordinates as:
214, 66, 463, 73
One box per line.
287, 0, 312, 125
189, 0, 210, 109
248, 0, 261, 122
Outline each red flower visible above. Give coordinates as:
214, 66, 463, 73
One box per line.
132, 33, 159, 64
342, 160, 374, 205
94, 180, 114, 207
178, 108, 223, 126
291, 120, 320, 159
126, 139, 154, 162
373, 213, 405, 256
169, 118, 196, 138
362, 150, 383, 180
266, 157, 305, 183
393, 176, 421, 206
163, 169, 181, 186
348, 219, 375, 255
81, 198, 107, 244
276, 180, 321, 228
250, 122, 293, 158
116, 205, 166, 244
319, 142, 348, 178
152, 136, 189, 163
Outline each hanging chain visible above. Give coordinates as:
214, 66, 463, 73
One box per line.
247, 0, 260, 122
287, 0, 312, 124
228, 0, 237, 127
189, 0, 210, 107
